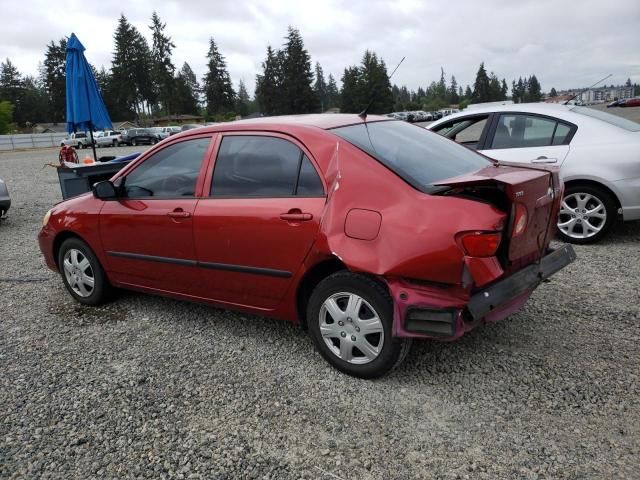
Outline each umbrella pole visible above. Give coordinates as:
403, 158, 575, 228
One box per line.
89, 129, 97, 162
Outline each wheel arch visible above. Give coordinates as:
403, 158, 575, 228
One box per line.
296, 257, 347, 330
52, 230, 90, 268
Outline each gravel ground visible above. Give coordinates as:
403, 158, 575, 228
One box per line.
0, 146, 639, 479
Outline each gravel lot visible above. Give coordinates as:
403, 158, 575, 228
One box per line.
1, 145, 639, 479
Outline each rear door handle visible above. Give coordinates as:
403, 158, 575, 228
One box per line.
167, 209, 191, 218
280, 211, 313, 222
532, 156, 557, 163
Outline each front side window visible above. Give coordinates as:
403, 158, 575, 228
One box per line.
490, 114, 570, 149
211, 136, 324, 197
432, 115, 489, 149
124, 137, 210, 198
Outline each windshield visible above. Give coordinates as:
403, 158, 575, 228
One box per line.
570, 106, 640, 132
332, 120, 491, 193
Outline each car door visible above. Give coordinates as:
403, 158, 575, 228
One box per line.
479, 113, 574, 166
193, 133, 326, 309
99, 136, 213, 294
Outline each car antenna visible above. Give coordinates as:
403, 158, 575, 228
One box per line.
563, 73, 612, 105
359, 56, 405, 120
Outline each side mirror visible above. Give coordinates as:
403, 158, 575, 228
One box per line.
92, 180, 118, 200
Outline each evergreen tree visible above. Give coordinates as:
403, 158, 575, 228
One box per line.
359, 51, 394, 114
0, 59, 23, 121
464, 85, 472, 99
235, 79, 250, 117
326, 73, 339, 109
512, 77, 525, 103
549, 87, 558, 98
19, 76, 48, 125
149, 11, 176, 115
255, 45, 283, 115
174, 62, 200, 115
313, 62, 327, 112
501, 79, 509, 100
40, 39, 67, 123
488, 72, 502, 101
281, 26, 318, 114
472, 62, 490, 103
625, 78, 632, 87
203, 37, 236, 117
340, 66, 361, 113
527, 75, 542, 102
448, 75, 459, 104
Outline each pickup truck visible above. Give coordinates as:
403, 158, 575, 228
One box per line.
94, 130, 122, 148
60, 132, 94, 149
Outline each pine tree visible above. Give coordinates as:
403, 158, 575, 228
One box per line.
281, 27, 318, 114
40, 39, 67, 123
488, 72, 502, 101
313, 62, 327, 112
203, 37, 236, 117
235, 79, 250, 117
527, 75, 542, 102
20, 75, 48, 125
0, 59, 23, 108
255, 45, 283, 115
472, 62, 490, 103
549, 87, 558, 98
340, 66, 361, 113
326, 73, 339, 109
149, 11, 176, 115
448, 75, 459, 104
174, 62, 200, 115
501, 79, 509, 100
464, 85, 472, 99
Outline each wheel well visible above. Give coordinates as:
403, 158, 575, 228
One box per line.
564, 179, 622, 212
296, 257, 347, 330
52, 231, 84, 268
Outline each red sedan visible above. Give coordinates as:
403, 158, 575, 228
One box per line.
38, 114, 575, 378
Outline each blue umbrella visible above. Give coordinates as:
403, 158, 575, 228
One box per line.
65, 32, 112, 161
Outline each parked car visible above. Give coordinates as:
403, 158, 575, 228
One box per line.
151, 126, 180, 140
60, 132, 94, 149
428, 103, 640, 243
39, 114, 575, 378
620, 98, 640, 108
119, 128, 158, 146
180, 124, 203, 131
94, 130, 122, 148
0, 178, 10, 219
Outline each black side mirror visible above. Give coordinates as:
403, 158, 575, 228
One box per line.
92, 180, 118, 199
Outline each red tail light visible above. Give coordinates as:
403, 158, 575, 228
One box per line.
512, 203, 528, 237
458, 231, 502, 257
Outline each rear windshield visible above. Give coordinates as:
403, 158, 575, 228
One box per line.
570, 106, 640, 132
332, 120, 491, 193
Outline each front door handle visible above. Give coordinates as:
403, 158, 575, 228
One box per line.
167, 209, 191, 218
532, 156, 558, 163
280, 209, 313, 222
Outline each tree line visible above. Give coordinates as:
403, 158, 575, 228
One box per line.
2, 13, 639, 134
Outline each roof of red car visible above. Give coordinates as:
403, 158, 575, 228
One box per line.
207, 113, 391, 131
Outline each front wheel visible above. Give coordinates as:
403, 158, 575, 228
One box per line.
307, 272, 411, 379
557, 184, 617, 244
58, 237, 112, 306
131, 139, 137, 146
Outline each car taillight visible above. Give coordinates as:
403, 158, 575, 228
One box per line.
458, 231, 502, 257
512, 203, 528, 237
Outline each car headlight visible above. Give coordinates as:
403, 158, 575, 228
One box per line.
43, 209, 52, 226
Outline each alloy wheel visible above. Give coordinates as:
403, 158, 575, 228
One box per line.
62, 248, 95, 297
318, 292, 384, 365
558, 192, 607, 240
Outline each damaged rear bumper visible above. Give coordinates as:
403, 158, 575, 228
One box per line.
388, 244, 577, 339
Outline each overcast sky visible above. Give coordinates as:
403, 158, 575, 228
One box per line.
1, 0, 639, 95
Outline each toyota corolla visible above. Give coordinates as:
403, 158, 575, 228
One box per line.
39, 114, 575, 378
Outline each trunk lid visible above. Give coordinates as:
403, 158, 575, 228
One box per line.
435, 163, 561, 264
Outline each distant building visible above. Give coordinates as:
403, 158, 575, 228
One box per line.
152, 114, 203, 126
578, 87, 634, 103
32, 123, 67, 134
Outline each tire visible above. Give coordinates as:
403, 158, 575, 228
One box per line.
77, 143, 84, 149
557, 184, 617, 244
307, 272, 411, 379
131, 139, 137, 146
57, 237, 112, 306
112, 140, 117, 147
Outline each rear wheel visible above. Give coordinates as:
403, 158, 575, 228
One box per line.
557, 184, 617, 244
58, 237, 112, 306
131, 139, 137, 146
77, 142, 84, 149
112, 140, 117, 147
307, 272, 411, 379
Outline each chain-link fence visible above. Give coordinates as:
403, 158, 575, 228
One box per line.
0, 133, 68, 151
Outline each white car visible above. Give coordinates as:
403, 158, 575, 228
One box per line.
428, 103, 640, 243
60, 132, 94, 149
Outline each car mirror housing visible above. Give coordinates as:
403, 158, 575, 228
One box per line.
92, 180, 118, 200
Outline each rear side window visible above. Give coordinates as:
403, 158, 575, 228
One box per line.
211, 136, 324, 197
491, 114, 572, 149
332, 121, 490, 193
124, 137, 210, 198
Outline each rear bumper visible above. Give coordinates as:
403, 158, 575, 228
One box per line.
388, 244, 577, 339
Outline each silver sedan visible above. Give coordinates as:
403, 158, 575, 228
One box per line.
428, 103, 640, 243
